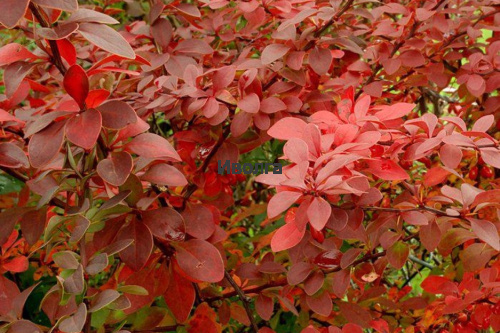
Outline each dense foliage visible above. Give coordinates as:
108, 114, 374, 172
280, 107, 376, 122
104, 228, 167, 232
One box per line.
1, 0, 500, 332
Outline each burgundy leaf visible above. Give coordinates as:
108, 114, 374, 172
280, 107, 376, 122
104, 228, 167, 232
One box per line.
0, 0, 30, 28
174, 239, 224, 283
78, 23, 135, 59
97, 151, 133, 186
0, 142, 29, 169
28, 120, 66, 168
117, 220, 153, 271
96, 100, 137, 130
66, 108, 102, 149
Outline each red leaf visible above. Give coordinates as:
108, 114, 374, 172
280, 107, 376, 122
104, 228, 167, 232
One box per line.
398, 50, 426, 67
117, 219, 153, 271
66, 108, 102, 149
0, 274, 20, 316
423, 166, 450, 187
268, 191, 302, 219
271, 220, 305, 252
261, 44, 290, 65
370, 319, 390, 333
85, 89, 110, 108
0, 142, 29, 169
472, 115, 494, 132
97, 151, 133, 186
309, 47, 333, 75
59, 303, 86, 333
6, 320, 42, 333
141, 163, 187, 187
188, 303, 219, 333
2, 256, 29, 273
175, 3, 201, 18
337, 302, 372, 328
63, 65, 89, 109
0, 209, 25, 247
313, 249, 342, 270
439, 144, 462, 169
96, 100, 137, 129
401, 211, 428, 226
376, 103, 415, 121
256, 294, 274, 321
306, 290, 332, 317
237, 93, 260, 114
213, 66, 236, 91
181, 204, 215, 240
466, 74, 486, 97
174, 39, 213, 55
174, 239, 224, 283
28, 120, 66, 168
0, 44, 38, 66
66, 8, 119, 24
468, 218, 500, 251
420, 220, 441, 251
287, 262, 314, 285
230, 303, 251, 326
260, 97, 287, 114
19, 207, 47, 246
37, 22, 79, 40
142, 207, 185, 242
78, 22, 135, 59
342, 324, 363, 333
387, 241, 409, 269
31, 0, 78, 11
283, 138, 308, 164
56, 39, 77, 66
230, 111, 252, 137
304, 271, 324, 295
0, 0, 29, 28
480, 147, 500, 169
366, 159, 409, 180
164, 269, 195, 323
267, 117, 308, 140
4, 62, 36, 98
151, 18, 173, 52
126, 133, 181, 161
307, 196, 331, 230
421, 276, 457, 295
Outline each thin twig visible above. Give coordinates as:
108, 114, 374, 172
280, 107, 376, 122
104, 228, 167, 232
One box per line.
29, 2, 67, 75
408, 254, 434, 269
180, 125, 231, 210
224, 270, 259, 333
303, 0, 356, 51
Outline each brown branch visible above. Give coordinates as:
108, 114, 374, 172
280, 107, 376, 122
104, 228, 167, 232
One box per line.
29, 2, 67, 75
360, 205, 456, 218
224, 270, 259, 333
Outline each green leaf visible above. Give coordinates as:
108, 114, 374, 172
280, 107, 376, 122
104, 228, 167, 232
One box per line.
0, 173, 23, 194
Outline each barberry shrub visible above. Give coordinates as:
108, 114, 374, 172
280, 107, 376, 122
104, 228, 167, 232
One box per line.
0, 0, 499, 332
